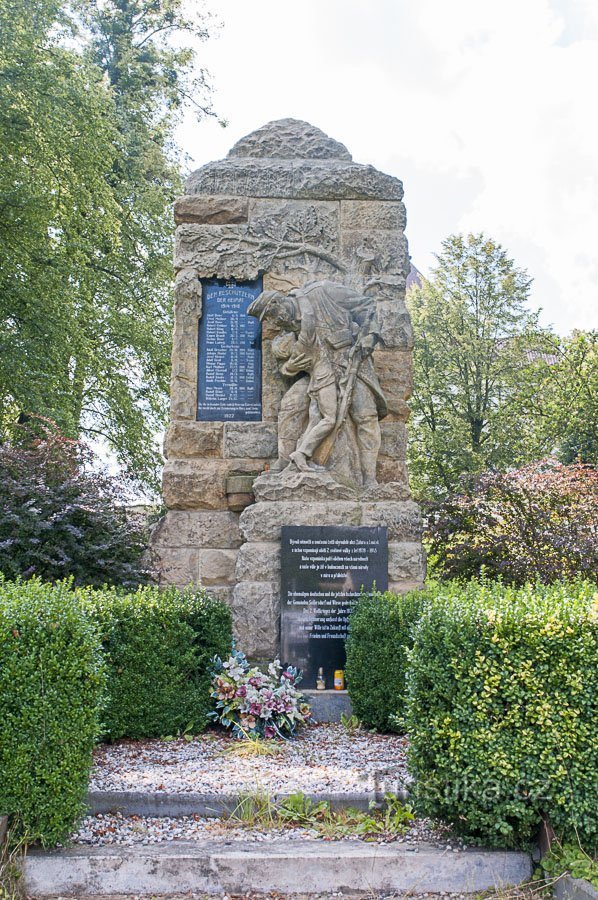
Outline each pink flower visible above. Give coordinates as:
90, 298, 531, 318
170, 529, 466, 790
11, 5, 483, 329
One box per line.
264, 725, 276, 739
236, 685, 247, 698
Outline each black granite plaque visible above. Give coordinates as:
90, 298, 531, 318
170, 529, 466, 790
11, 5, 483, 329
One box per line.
197, 278, 262, 421
280, 525, 388, 689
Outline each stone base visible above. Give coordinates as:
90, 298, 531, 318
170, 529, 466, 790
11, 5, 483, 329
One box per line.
304, 689, 352, 723
234, 492, 425, 658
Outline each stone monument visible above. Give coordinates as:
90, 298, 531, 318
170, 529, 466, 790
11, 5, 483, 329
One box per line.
151, 119, 425, 665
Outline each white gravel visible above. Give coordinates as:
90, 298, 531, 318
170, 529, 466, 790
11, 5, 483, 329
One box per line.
71, 811, 451, 847
91, 724, 410, 796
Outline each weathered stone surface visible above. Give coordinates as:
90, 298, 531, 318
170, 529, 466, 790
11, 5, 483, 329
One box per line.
173, 268, 201, 316
377, 302, 414, 350
235, 542, 281, 582
341, 200, 406, 231
341, 230, 409, 289
163, 459, 228, 510
163, 459, 265, 511
185, 159, 404, 202
362, 501, 422, 542
174, 196, 248, 225
230, 582, 279, 659
224, 423, 278, 459
198, 549, 238, 586
380, 422, 408, 459
151, 510, 242, 549
388, 580, 425, 595
376, 458, 410, 486
253, 470, 358, 503
207, 584, 234, 606
151, 547, 199, 587
374, 350, 413, 405
263, 271, 302, 293
164, 422, 223, 459
363, 480, 411, 501
388, 541, 426, 582
226, 474, 256, 494
239, 501, 363, 542
228, 119, 352, 161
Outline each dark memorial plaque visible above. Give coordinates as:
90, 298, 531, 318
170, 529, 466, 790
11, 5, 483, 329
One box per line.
197, 278, 262, 421
280, 525, 388, 689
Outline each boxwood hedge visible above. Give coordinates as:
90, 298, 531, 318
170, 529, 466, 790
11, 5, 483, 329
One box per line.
345, 589, 428, 731
406, 579, 597, 847
82, 585, 232, 740
0, 578, 105, 846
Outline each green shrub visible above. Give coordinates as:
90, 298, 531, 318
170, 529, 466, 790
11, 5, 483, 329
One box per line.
345, 589, 428, 731
83, 585, 232, 740
406, 579, 597, 847
0, 578, 105, 846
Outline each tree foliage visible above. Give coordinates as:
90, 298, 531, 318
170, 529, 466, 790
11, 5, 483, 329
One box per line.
0, 419, 150, 586
407, 234, 550, 499
0, 0, 214, 489
426, 460, 598, 584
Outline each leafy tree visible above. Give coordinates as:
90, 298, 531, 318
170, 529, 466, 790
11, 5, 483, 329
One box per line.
0, 419, 150, 586
525, 330, 597, 465
0, 0, 215, 490
407, 233, 550, 499
426, 460, 598, 584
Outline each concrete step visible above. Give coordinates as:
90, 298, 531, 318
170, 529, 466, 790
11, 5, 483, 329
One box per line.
23, 838, 533, 896
86, 787, 409, 818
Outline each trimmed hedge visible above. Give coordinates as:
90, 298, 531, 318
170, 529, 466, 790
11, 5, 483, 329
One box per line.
83, 585, 233, 740
0, 578, 105, 846
406, 579, 597, 847
345, 590, 428, 731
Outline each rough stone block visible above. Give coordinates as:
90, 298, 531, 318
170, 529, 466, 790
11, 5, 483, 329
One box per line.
388, 580, 426, 595
151, 547, 199, 587
377, 302, 414, 350
228, 119, 352, 161
163, 460, 267, 511
224, 423, 278, 459
340, 230, 409, 282
380, 421, 408, 459
361, 501, 422, 541
163, 459, 228, 510
198, 549, 238, 586
388, 541, 426, 582
230, 582, 280, 659
173, 268, 201, 317
239, 501, 363, 542
235, 542, 281, 582
341, 200, 406, 231
207, 584, 234, 606
174, 196, 248, 225
185, 158, 404, 201
376, 457, 410, 487
374, 350, 413, 405
164, 422, 223, 459
151, 510, 243, 549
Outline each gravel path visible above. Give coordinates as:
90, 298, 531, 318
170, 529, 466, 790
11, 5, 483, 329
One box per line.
71, 811, 453, 847
91, 724, 410, 796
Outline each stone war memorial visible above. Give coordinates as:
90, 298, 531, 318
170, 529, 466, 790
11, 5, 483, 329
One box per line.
151, 118, 425, 686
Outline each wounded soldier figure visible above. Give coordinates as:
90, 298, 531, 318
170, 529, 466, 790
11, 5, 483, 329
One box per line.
248, 280, 387, 488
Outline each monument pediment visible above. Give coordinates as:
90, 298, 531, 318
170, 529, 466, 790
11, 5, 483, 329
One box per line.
227, 118, 353, 161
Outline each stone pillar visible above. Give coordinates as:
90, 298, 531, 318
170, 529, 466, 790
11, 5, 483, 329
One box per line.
151, 119, 425, 658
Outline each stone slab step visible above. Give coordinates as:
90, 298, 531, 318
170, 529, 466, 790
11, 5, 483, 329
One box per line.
23, 838, 533, 896
86, 788, 409, 818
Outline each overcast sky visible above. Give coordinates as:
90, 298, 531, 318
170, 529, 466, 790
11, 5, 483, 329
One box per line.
177, 0, 597, 336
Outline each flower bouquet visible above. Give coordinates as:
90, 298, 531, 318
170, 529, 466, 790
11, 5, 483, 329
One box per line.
210, 647, 311, 739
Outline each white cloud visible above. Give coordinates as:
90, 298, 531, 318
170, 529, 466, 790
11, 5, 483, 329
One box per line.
178, 0, 598, 334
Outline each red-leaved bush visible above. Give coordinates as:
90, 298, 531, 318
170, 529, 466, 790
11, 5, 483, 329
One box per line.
0, 419, 150, 586
426, 460, 597, 584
